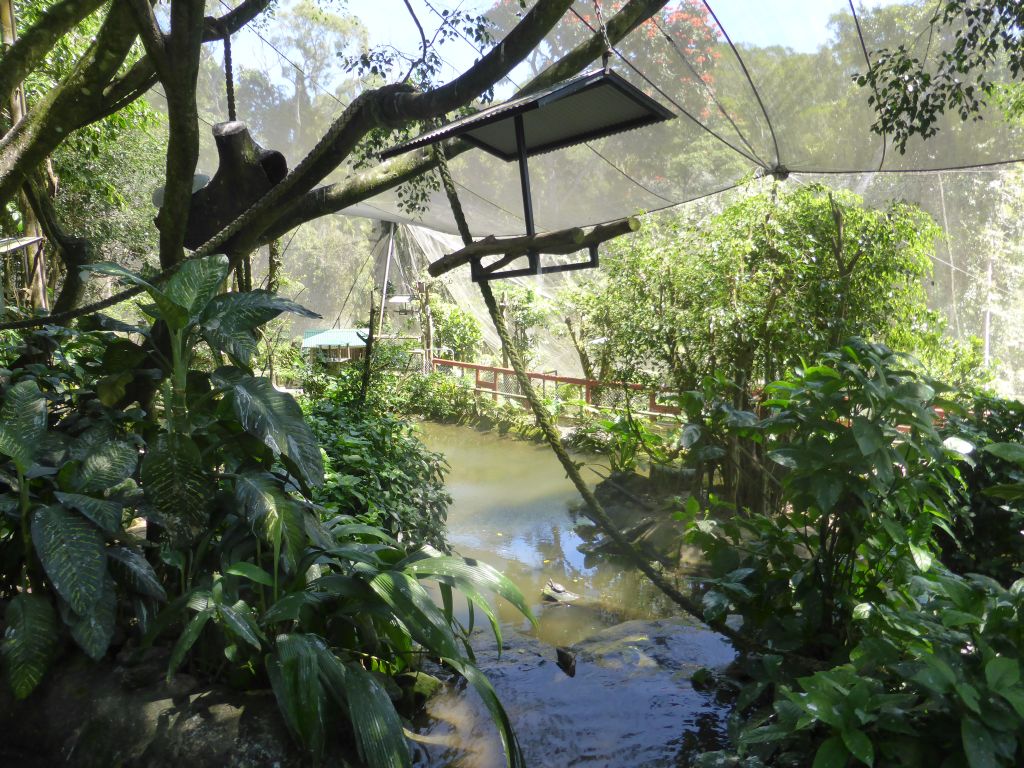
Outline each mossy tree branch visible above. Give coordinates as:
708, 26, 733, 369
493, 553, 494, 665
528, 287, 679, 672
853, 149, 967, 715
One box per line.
256, 0, 669, 242
0, 0, 107, 109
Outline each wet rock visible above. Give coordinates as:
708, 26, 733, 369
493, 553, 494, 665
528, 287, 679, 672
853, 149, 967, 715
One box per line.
555, 647, 577, 677
0, 654, 360, 767
542, 578, 581, 603
398, 671, 444, 706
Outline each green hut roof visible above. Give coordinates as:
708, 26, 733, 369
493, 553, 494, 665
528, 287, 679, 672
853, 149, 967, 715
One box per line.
301, 328, 369, 349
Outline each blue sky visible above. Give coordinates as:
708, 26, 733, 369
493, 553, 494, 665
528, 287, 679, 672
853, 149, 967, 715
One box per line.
229, 0, 905, 96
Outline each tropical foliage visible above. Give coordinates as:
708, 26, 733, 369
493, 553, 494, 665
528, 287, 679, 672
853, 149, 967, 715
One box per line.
0, 255, 532, 767
682, 340, 1024, 767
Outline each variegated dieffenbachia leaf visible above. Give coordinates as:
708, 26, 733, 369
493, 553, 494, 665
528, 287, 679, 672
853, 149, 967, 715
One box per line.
78, 440, 138, 493
32, 505, 107, 615
234, 472, 307, 571
201, 290, 318, 365
163, 254, 229, 318
213, 368, 323, 488
59, 576, 116, 661
107, 545, 166, 602
140, 433, 208, 540
55, 491, 123, 533
0, 380, 47, 473
1, 593, 58, 699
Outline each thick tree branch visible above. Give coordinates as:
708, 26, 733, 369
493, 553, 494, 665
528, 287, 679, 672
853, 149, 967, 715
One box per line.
22, 172, 92, 313
0, 0, 137, 208
139, 0, 205, 267
0, 0, 106, 109
261, 0, 668, 239
379, 0, 574, 123
519, 0, 668, 95
81, 56, 158, 128
203, 0, 273, 41
126, 0, 168, 79
258, 147, 438, 243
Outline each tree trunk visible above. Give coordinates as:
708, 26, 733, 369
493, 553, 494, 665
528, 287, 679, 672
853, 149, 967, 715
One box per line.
267, 238, 281, 293
2, 0, 48, 310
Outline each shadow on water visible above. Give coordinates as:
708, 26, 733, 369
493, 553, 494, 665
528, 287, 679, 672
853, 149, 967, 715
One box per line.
413, 423, 734, 768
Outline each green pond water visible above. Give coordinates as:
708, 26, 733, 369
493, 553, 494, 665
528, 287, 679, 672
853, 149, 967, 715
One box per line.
412, 423, 735, 768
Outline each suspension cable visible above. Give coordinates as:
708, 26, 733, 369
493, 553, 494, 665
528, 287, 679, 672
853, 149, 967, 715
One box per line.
223, 31, 237, 122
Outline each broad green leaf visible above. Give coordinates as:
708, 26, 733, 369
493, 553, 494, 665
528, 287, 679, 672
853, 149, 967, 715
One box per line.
984, 657, 1020, 692
167, 608, 213, 679
201, 290, 318, 364
404, 555, 536, 627
767, 448, 802, 469
813, 735, 850, 768
225, 561, 275, 587
266, 634, 325, 758
852, 603, 872, 620
368, 571, 461, 660
164, 254, 229, 317
981, 483, 1024, 501
956, 682, 982, 714
909, 543, 932, 572
331, 523, 399, 544
62, 577, 116, 660
140, 433, 208, 539
96, 372, 133, 407
107, 546, 167, 601
314, 644, 411, 768
32, 505, 107, 615
982, 442, 1024, 466
444, 657, 524, 768
841, 727, 874, 766
961, 717, 999, 768
235, 472, 307, 571
79, 440, 138, 493
216, 603, 262, 650
83, 262, 188, 329
0, 380, 46, 472
55, 492, 123, 533
1, 594, 58, 699
998, 688, 1024, 718
213, 368, 324, 487
852, 417, 885, 456
941, 610, 982, 628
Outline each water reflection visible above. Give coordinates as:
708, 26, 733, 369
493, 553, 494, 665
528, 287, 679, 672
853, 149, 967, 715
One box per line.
415, 423, 733, 768
419, 422, 677, 645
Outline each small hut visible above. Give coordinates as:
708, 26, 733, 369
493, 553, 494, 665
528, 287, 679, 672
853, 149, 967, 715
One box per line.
301, 328, 368, 366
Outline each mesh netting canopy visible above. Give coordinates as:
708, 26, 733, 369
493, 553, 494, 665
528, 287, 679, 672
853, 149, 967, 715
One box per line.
175, 1, 1024, 388
348, 0, 1024, 238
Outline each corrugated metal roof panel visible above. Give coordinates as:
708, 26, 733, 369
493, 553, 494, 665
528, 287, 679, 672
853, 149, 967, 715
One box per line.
379, 70, 673, 162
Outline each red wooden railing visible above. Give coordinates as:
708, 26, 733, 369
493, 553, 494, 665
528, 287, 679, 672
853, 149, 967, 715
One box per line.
430, 358, 680, 417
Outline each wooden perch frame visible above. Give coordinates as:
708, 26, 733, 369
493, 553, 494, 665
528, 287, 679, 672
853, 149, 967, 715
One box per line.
428, 216, 641, 279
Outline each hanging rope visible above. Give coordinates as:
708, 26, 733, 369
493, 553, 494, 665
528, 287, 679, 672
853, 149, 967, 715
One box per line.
223, 32, 237, 122
431, 144, 757, 652
592, 0, 613, 71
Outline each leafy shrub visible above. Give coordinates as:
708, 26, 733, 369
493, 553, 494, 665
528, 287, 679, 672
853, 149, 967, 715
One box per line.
939, 393, 1024, 582
305, 385, 451, 551
0, 256, 532, 768
681, 339, 1023, 767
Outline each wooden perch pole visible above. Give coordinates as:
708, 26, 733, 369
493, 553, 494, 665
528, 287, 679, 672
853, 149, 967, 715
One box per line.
427, 217, 640, 277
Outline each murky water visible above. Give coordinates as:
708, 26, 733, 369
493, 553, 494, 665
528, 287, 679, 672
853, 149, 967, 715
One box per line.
413, 423, 734, 768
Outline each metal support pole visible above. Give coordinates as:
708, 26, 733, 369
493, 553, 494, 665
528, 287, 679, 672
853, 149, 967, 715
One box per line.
379, 222, 396, 330
514, 114, 540, 274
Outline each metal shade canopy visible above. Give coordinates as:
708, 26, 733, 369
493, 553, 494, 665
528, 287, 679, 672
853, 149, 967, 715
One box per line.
381, 69, 673, 162
380, 70, 673, 281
